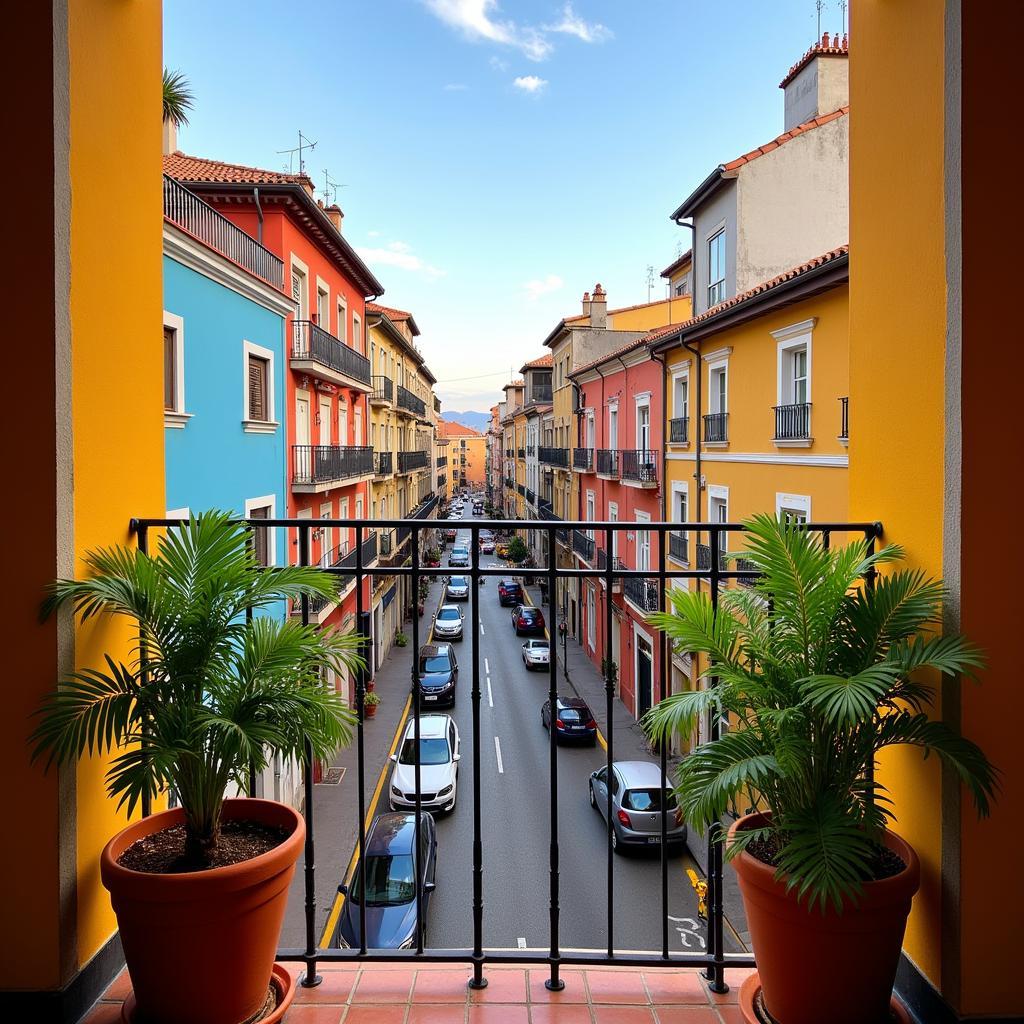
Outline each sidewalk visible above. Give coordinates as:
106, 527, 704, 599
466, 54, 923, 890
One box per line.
525, 580, 751, 951
280, 573, 446, 949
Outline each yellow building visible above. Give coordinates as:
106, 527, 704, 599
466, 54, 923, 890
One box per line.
500, 380, 525, 517
437, 420, 486, 493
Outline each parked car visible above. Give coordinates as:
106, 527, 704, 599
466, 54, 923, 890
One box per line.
389, 715, 461, 814
449, 545, 470, 568
480, 539, 496, 554
588, 761, 687, 854
495, 541, 510, 558
446, 575, 470, 601
433, 604, 464, 641
522, 638, 550, 671
542, 697, 597, 743
444, 527, 458, 541
511, 605, 545, 636
497, 578, 523, 606
480, 530, 495, 541
335, 811, 437, 949
418, 643, 458, 707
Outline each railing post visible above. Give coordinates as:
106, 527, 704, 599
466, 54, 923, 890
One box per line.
410, 526, 424, 954
545, 522, 564, 991
469, 522, 487, 990
355, 524, 368, 954
657, 529, 670, 960
137, 523, 152, 819
604, 525, 615, 959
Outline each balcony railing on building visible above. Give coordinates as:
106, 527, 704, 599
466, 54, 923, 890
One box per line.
516, 482, 527, 497
396, 384, 427, 418
573, 447, 594, 472
538, 500, 568, 544
669, 529, 689, 564
572, 528, 595, 563
736, 556, 760, 588
669, 416, 689, 444
292, 320, 372, 388
596, 449, 619, 478
374, 451, 393, 478
538, 446, 569, 469
517, 447, 526, 459
703, 411, 729, 443
621, 449, 658, 486
163, 173, 283, 288
839, 396, 849, 441
370, 375, 393, 405
525, 487, 536, 506
436, 456, 447, 468
774, 402, 811, 441
398, 450, 430, 474
292, 445, 373, 489
623, 575, 660, 613
526, 445, 536, 458
696, 541, 729, 572
308, 532, 380, 614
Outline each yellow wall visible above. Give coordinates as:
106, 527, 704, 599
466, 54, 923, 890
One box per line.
608, 295, 691, 331
70, 0, 166, 967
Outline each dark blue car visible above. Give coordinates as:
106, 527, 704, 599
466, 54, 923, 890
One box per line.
418, 643, 458, 708
335, 811, 437, 949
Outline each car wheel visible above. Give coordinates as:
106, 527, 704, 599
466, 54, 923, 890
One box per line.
611, 826, 624, 855
589, 781, 596, 808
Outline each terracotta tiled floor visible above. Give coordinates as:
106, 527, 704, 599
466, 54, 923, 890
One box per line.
81, 963, 757, 1023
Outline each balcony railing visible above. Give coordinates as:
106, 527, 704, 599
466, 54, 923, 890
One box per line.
572, 528, 595, 563
703, 412, 729, 443
396, 384, 427, 418
525, 487, 536, 505
736, 556, 760, 588
621, 449, 658, 485
370, 375, 393, 404
696, 542, 729, 572
505, 448, 514, 458
526, 445, 536, 458
840, 396, 849, 440
517, 447, 526, 459
374, 451, 393, 477
624, 575, 660, 612
595, 548, 626, 572
292, 321, 372, 386
774, 402, 811, 441
309, 533, 380, 613
292, 444, 373, 487
163, 173, 283, 288
669, 529, 689, 563
516, 482, 527, 497
669, 416, 689, 444
573, 447, 594, 472
436, 456, 447, 467
398, 450, 430, 473
596, 449, 619, 478
538, 446, 569, 468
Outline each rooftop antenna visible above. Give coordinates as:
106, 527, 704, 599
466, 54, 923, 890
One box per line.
838, 0, 847, 35
816, 0, 826, 38
645, 264, 656, 303
275, 130, 317, 175
320, 169, 347, 206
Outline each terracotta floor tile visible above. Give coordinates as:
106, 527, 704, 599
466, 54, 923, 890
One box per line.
284, 1006, 347, 1024
407, 1005, 469, 1024
653, 1008, 720, 1024
592, 1008, 655, 1024
342, 1005, 408, 1024
467, 1006, 530, 1024
79, 1004, 122, 1024
413, 968, 473, 1003
643, 972, 709, 1005
704, 970, 754, 1005
293, 971, 358, 1003
584, 970, 649, 1005
713, 1008, 745, 1024
469, 969, 527, 1003
101, 969, 132, 1002
352, 968, 416, 1002
528, 1005, 594, 1024
527, 969, 589, 1004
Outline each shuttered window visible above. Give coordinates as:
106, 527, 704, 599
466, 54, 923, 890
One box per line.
164, 326, 177, 411
249, 506, 270, 566
248, 355, 269, 421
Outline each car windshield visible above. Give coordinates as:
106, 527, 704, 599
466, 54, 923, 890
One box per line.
349, 854, 415, 906
438, 608, 460, 621
501, 580, 519, 590
449, 577, 468, 587
520, 610, 538, 621
559, 708, 583, 722
420, 654, 451, 673
399, 736, 450, 765
529, 641, 549, 650
623, 788, 678, 812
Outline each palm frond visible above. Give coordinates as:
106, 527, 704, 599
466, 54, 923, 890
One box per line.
162, 68, 194, 127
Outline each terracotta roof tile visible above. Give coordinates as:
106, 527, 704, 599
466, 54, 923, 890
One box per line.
163, 151, 314, 188
660, 250, 693, 279
503, 379, 524, 390
521, 353, 553, 371
366, 301, 412, 321
723, 106, 848, 172
779, 32, 849, 89
438, 420, 483, 437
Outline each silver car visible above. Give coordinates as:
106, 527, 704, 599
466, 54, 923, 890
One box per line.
446, 575, 470, 601
433, 604, 464, 640
521, 638, 550, 671
588, 761, 687, 854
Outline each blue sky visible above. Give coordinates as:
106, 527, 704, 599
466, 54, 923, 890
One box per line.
164, 1, 842, 411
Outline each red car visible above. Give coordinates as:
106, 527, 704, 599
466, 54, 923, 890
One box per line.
498, 579, 523, 606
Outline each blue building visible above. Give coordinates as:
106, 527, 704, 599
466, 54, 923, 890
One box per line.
161, 174, 293, 571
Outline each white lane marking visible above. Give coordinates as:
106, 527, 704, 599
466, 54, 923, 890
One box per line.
668, 915, 706, 950
480, 623, 486, 636
494, 736, 504, 774
486, 677, 493, 708
517, 937, 527, 949
484, 657, 490, 674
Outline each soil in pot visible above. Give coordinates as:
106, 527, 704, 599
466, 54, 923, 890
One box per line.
117, 820, 289, 874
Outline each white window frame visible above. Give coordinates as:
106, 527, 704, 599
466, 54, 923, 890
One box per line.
315, 276, 331, 331
671, 367, 689, 424
776, 492, 812, 525
634, 393, 652, 452
708, 484, 729, 554
353, 312, 362, 354
244, 494, 277, 566
669, 481, 690, 565
163, 310, 190, 428
707, 226, 726, 307
586, 584, 596, 652
242, 339, 279, 434
289, 254, 309, 320
337, 297, 348, 343
607, 401, 618, 451
634, 509, 652, 573
772, 318, 816, 445
608, 501, 618, 557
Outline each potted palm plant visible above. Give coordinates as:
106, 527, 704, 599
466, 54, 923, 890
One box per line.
644, 515, 997, 1024
31, 512, 362, 1024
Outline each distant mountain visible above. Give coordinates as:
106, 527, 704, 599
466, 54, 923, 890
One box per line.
443, 410, 490, 433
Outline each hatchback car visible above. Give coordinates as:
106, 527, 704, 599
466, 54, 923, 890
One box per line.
389, 715, 461, 813
418, 643, 458, 707
542, 697, 597, 743
336, 811, 436, 949
588, 761, 687, 853
497, 578, 523, 606
522, 638, 550, 671
449, 546, 470, 568
511, 605, 545, 636
433, 604, 464, 641
446, 575, 470, 601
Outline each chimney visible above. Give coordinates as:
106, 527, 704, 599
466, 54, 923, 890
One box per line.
581, 290, 591, 319
780, 30, 849, 131
590, 283, 607, 329
162, 117, 177, 156
325, 203, 344, 234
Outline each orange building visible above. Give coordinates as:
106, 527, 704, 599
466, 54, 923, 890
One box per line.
437, 419, 486, 491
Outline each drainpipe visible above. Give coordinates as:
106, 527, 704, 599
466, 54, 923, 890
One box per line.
252, 187, 264, 243
672, 217, 702, 531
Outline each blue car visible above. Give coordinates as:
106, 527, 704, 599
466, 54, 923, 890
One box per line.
335, 811, 437, 949
418, 643, 458, 708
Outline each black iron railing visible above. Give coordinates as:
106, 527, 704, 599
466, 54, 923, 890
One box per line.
735, 556, 760, 588
398, 450, 430, 473
573, 448, 594, 472
696, 542, 729, 572
163, 174, 283, 288
621, 449, 658, 485
371, 376, 393, 404
292, 321, 372, 386
293, 445, 373, 486
396, 384, 427, 418
375, 451, 393, 477
703, 412, 728, 443
774, 402, 811, 440
595, 548, 625, 571
436, 456, 447, 467
526, 445, 536, 458
130, 514, 881, 997
669, 530, 689, 563
538, 446, 569, 468
669, 417, 689, 444
623, 576, 660, 612
839, 396, 849, 440
525, 488, 536, 505
596, 449, 619, 477
517, 447, 526, 459
572, 528, 595, 563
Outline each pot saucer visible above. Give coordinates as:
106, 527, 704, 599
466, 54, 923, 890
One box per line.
738, 972, 912, 1024
121, 962, 295, 1024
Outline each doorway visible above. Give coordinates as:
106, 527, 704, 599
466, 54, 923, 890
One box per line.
635, 630, 653, 718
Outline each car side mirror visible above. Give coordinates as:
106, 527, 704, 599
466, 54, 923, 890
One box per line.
423, 881, 437, 893
337, 883, 348, 895
453, 753, 461, 762
389, 754, 397, 762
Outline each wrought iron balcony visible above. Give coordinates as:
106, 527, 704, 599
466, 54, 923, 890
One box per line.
292, 444, 373, 490
736, 556, 760, 588
517, 447, 526, 459
396, 384, 427, 418
526, 445, 536, 457
538, 446, 569, 468
669, 416, 689, 444
525, 487, 536, 505
623, 575, 660, 612
163, 174, 283, 288
696, 542, 729, 572
309, 533, 380, 614
703, 412, 729, 443
573, 447, 594, 472
292, 320, 372, 389
669, 530, 689, 564
572, 528, 595, 563
620, 449, 658, 486
505, 448, 514, 458
774, 402, 812, 441
839, 396, 849, 440
436, 456, 447, 467
398, 450, 430, 473
596, 449, 619, 478
374, 450, 393, 477
370, 375, 393, 405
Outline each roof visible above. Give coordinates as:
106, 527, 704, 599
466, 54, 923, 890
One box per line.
404, 714, 449, 739
503, 380, 524, 391
779, 32, 849, 89
437, 420, 483, 438
569, 322, 687, 380
366, 301, 420, 336
520, 353, 553, 372
163, 151, 314, 188
661, 250, 693, 279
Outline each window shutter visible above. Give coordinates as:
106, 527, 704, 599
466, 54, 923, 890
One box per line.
249, 506, 269, 566
164, 327, 176, 411
248, 355, 267, 421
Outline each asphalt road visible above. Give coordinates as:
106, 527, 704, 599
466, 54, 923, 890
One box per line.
419, 502, 740, 957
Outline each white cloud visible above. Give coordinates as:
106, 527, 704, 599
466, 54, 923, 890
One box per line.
424, 0, 552, 60
523, 273, 563, 300
357, 241, 447, 280
513, 75, 548, 94
443, 82, 469, 91
387, 240, 412, 253
366, 230, 380, 238
544, 3, 612, 43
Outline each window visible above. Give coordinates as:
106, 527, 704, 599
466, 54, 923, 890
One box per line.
248, 353, 269, 421
673, 374, 689, 421
608, 404, 618, 450
163, 312, 188, 426
636, 399, 651, 451
586, 585, 596, 651
608, 501, 618, 557
337, 299, 348, 342
776, 493, 811, 526
708, 487, 729, 555
245, 496, 276, 567
636, 511, 651, 572
792, 348, 808, 404
353, 313, 362, 353
290, 258, 308, 320
708, 229, 726, 306
674, 276, 689, 298
164, 326, 177, 411
316, 284, 329, 329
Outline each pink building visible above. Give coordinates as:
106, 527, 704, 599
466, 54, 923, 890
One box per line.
569, 325, 677, 720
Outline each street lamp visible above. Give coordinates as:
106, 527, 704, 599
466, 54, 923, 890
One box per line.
557, 611, 568, 689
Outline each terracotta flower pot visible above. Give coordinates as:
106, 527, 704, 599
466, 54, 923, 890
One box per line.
728, 813, 919, 1024
101, 798, 304, 1024
365, 702, 379, 718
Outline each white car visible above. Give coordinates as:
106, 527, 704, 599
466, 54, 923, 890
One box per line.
446, 575, 470, 601
389, 715, 461, 813
433, 603, 464, 640
522, 638, 551, 671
